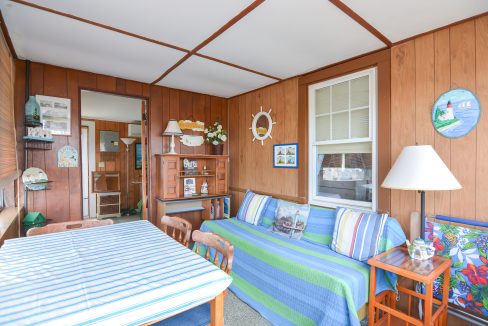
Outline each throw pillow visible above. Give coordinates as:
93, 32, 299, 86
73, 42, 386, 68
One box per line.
236, 191, 271, 225
331, 207, 388, 261
271, 200, 310, 240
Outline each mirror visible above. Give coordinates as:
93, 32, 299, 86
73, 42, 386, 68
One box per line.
250, 106, 275, 145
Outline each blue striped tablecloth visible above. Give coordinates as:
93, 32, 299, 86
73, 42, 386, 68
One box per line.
0, 220, 232, 325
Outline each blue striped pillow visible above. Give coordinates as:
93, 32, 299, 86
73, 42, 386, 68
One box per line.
302, 206, 336, 246
259, 198, 278, 227
331, 207, 388, 261
236, 191, 271, 225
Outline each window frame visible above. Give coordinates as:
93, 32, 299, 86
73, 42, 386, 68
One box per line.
308, 67, 378, 210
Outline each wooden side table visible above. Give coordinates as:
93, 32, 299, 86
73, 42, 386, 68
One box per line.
368, 247, 451, 326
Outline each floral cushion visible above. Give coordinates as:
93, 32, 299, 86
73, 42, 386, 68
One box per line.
426, 220, 488, 317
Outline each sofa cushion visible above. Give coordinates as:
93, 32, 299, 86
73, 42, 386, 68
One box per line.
331, 207, 388, 261
236, 191, 271, 225
260, 198, 278, 227
302, 206, 336, 246
270, 200, 310, 240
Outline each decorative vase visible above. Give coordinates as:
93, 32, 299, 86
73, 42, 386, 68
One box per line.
212, 143, 224, 155
25, 96, 41, 126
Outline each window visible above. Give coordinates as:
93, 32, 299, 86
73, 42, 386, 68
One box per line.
308, 68, 377, 209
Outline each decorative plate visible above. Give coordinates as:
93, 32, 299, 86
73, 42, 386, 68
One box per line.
432, 88, 481, 138
22, 167, 49, 190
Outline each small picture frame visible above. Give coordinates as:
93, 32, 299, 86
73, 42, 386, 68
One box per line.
273, 143, 298, 168
135, 143, 142, 169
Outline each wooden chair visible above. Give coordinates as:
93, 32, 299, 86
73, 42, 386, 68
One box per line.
160, 215, 192, 247
192, 230, 234, 275
26, 219, 113, 236
153, 231, 234, 326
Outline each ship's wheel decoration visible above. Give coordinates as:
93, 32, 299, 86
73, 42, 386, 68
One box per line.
432, 88, 481, 139
250, 106, 276, 145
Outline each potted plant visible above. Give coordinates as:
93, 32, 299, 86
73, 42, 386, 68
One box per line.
204, 121, 227, 155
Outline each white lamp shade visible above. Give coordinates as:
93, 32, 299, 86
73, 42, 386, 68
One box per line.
120, 137, 135, 146
163, 119, 183, 136
382, 145, 461, 191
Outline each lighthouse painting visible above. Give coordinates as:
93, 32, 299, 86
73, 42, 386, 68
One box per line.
432, 88, 481, 138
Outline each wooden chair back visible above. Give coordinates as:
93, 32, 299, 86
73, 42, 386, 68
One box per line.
26, 219, 114, 236
160, 215, 192, 247
192, 230, 234, 274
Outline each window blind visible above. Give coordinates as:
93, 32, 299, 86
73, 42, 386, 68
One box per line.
0, 30, 19, 187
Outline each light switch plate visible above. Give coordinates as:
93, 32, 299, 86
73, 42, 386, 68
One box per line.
98, 162, 105, 168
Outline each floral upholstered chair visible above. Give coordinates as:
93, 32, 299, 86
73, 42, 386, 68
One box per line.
426, 217, 488, 317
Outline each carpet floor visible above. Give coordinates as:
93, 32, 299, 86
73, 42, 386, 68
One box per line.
225, 291, 271, 326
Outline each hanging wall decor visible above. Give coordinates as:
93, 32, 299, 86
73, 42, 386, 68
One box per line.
57, 145, 78, 168
36, 95, 71, 135
178, 120, 205, 131
273, 143, 298, 168
432, 88, 481, 139
250, 106, 275, 145
180, 135, 205, 147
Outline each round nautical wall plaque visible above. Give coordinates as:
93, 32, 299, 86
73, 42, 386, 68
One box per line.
432, 88, 481, 138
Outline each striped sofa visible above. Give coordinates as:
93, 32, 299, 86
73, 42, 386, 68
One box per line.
201, 198, 406, 326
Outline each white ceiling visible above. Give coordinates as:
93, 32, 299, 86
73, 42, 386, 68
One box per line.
158, 55, 276, 98
342, 0, 488, 43
81, 90, 142, 123
2, 0, 487, 98
200, 0, 384, 79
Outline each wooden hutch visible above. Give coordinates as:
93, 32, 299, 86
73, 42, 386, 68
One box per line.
155, 154, 229, 231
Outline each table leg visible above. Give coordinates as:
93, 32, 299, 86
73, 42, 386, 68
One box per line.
424, 283, 433, 326
441, 267, 450, 326
210, 292, 224, 326
369, 266, 376, 326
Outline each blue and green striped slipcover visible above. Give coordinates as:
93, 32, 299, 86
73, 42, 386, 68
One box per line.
201, 205, 406, 326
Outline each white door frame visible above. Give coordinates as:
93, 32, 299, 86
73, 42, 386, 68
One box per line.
81, 120, 96, 218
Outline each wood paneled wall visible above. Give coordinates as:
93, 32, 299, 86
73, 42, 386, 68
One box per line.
227, 78, 301, 214
227, 49, 391, 216
85, 119, 142, 209
390, 16, 488, 238
14, 60, 228, 224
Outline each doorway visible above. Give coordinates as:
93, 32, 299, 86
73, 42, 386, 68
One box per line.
80, 90, 148, 223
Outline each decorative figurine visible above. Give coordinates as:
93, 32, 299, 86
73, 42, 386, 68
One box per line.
201, 180, 208, 195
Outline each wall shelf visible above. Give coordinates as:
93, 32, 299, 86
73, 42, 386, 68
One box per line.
23, 136, 54, 150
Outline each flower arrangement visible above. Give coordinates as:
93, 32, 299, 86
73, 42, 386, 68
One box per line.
204, 121, 227, 145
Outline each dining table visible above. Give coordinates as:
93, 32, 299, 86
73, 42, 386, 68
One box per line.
0, 220, 232, 325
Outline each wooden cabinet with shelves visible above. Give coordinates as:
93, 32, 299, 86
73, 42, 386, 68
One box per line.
156, 154, 229, 200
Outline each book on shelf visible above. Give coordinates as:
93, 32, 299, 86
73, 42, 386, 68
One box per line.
183, 178, 196, 197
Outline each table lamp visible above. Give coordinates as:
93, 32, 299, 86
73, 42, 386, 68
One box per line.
163, 119, 183, 154
381, 145, 461, 239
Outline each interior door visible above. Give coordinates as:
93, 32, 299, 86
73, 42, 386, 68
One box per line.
141, 100, 148, 220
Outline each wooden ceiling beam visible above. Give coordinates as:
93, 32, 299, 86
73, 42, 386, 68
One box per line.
195, 53, 281, 81
329, 0, 393, 47
151, 0, 266, 84
10, 0, 189, 53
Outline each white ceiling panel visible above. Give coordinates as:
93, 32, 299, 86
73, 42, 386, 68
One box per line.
81, 90, 142, 123
157, 56, 275, 98
2, 1, 186, 83
18, 0, 254, 49
200, 0, 385, 79
342, 0, 488, 42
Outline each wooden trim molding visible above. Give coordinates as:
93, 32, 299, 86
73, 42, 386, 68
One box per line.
229, 186, 307, 204
151, 0, 265, 84
329, 0, 392, 47
195, 53, 281, 81
0, 10, 17, 59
